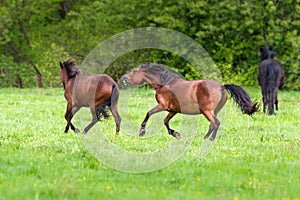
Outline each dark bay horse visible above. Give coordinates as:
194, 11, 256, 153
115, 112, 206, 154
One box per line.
258, 46, 285, 115
120, 62, 258, 141
59, 59, 121, 134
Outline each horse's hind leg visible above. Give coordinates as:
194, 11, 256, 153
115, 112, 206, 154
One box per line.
203, 91, 225, 140
262, 89, 267, 113
274, 87, 279, 111
109, 105, 121, 134
202, 111, 220, 141
204, 123, 214, 139
83, 108, 98, 134
210, 118, 220, 141
140, 104, 164, 137
267, 92, 275, 115
164, 112, 180, 139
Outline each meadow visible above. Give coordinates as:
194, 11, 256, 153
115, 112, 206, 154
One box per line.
0, 87, 300, 200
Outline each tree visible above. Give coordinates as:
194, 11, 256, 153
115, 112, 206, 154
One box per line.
0, 0, 299, 90
0, 0, 43, 87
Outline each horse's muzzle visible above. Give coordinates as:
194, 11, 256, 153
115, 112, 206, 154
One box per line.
119, 75, 130, 89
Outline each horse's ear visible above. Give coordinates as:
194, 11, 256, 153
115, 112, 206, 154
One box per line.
259, 47, 264, 52
271, 51, 278, 58
60, 62, 63, 69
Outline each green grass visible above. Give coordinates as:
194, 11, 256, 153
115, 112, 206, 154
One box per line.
0, 87, 300, 200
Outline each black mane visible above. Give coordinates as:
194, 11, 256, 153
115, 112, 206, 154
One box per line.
63, 59, 80, 77
141, 62, 183, 85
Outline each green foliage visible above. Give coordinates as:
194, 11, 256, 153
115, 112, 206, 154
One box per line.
0, 0, 299, 89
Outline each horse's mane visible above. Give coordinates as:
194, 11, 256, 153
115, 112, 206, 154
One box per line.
63, 59, 80, 77
260, 46, 278, 62
141, 62, 183, 85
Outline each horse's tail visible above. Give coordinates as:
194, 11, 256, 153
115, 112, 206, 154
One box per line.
265, 63, 277, 115
224, 84, 259, 115
96, 84, 119, 120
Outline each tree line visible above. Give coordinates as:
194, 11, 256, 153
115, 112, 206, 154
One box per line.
0, 0, 299, 90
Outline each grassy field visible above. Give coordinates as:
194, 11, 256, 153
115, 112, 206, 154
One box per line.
0, 87, 300, 200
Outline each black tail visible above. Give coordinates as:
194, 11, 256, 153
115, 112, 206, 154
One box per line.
265, 63, 276, 115
224, 84, 259, 115
96, 85, 119, 120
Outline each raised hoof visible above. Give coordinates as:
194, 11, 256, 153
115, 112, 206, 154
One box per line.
116, 128, 120, 135
74, 128, 80, 133
172, 132, 181, 139
139, 128, 146, 137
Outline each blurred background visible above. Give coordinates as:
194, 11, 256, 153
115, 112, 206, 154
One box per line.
0, 0, 299, 90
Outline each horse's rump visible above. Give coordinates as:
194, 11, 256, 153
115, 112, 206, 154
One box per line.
72, 74, 115, 107
258, 58, 285, 115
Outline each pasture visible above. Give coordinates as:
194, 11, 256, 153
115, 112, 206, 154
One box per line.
0, 87, 300, 199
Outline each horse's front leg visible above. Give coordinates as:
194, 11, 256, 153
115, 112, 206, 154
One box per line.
140, 104, 164, 137
262, 88, 267, 113
164, 112, 180, 139
64, 103, 80, 133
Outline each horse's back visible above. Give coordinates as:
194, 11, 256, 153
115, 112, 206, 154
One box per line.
164, 79, 225, 114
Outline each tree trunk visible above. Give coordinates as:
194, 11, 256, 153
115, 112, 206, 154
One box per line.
17, 74, 23, 88
33, 65, 43, 88
35, 71, 43, 88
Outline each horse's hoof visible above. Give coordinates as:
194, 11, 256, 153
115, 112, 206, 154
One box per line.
173, 132, 181, 139
75, 128, 80, 133
139, 128, 146, 137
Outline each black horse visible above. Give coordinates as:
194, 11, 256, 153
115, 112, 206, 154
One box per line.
258, 46, 285, 115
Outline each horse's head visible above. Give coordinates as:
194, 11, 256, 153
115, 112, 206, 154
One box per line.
119, 65, 148, 88
59, 59, 80, 88
120, 62, 181, 89
260, 46, 278, 62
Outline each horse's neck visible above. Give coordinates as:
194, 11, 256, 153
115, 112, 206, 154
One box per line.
147, 75, 183, 90
143, 74, 160, 88
63, 75, 76, 90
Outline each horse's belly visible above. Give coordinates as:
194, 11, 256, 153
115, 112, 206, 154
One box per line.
180, 103, 201, 114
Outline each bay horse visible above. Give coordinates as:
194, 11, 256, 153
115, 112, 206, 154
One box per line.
59, 59, 121, 134
258, 46, 285, 115
120, 62, 258, 141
